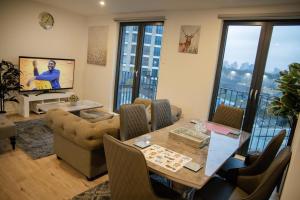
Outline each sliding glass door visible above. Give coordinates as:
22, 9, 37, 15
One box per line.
114, 22, 164, 111
210, 20, 300, 152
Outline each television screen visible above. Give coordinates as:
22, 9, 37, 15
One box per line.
19, 57, 75, 92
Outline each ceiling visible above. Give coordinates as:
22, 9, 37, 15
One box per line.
33, 0, 300, 16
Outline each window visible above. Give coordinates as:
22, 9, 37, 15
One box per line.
210, 20, 300, 153
156, 26, 163, 34
142, 57, 149, 66
131, 45, 136, 54
144, 35, 152, 44
155, 36, 162, 45
133, 26, 138, 31
124, 33, 129, 42
132, 33, 137, 42
130, 56, 135, 65
154, 47, 161, 56
143, 46, 150, 55
115, 23, 164, 111
153, 58, 160, 67
145, 26, 152, 33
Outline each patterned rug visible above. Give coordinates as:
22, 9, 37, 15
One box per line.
15, 118, 54, 159
72, 181, 111, 200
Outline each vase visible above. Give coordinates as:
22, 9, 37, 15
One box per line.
70, 101, 78, 106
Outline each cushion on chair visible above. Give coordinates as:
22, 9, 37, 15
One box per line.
193, 177, 248, 200
218, 157, 246, 179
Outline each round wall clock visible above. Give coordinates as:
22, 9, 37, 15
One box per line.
38, 12, 54, 30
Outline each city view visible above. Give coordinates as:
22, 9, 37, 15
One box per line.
116, 25, 163, 109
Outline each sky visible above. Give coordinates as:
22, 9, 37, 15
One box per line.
223, 25, 300, 73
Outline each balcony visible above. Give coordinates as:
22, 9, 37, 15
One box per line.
116, 71, 158, 109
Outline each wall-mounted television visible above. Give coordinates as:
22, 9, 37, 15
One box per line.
19, 56, 75, 92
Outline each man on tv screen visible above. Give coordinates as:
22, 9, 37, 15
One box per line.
27, 60, 61, 89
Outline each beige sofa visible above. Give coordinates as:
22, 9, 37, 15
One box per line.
46, 109, 119, 180
45, 99, 182, 180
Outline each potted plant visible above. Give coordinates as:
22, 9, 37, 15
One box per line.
0, 60, 23, 113
269, 63, 300, 145
69, 94, 79, 106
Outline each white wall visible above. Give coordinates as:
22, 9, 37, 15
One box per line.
0, 0, 87, 113
281, 118, 300, 200
84, 4, 300, 119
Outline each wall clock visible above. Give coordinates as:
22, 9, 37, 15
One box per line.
39, 12, 54, 30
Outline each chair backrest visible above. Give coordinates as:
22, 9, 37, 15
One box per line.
212, 104, 244, 129
103, 135, 158, 200
239, 130, 286, 176
151, 99, 173, 131
120, 104, 150, 141
238, 147, 291, 200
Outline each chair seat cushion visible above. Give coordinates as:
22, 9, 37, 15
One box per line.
218, 157, 246, 178
151, 178, 182, 200
193, 177, 248, 200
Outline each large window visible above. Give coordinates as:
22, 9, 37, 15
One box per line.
114, 22, 164, 111
210, 20, 300, 153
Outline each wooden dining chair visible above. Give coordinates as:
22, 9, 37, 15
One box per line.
212, 104, 244, 129
193, 147, 292, 200
151, 99, 173, 131
120, 104, 150, 141
103, 135, 182, 200
218, 129, 286, 181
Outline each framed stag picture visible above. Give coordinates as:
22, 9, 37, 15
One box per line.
178, 25, 200, 54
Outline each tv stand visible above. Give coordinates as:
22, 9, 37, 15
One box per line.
35, 90, 65, 96
18, 91, 74, 117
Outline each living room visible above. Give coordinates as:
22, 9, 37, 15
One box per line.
0, 0, 300, 199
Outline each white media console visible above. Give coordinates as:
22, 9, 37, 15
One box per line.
18, 91, 74, 117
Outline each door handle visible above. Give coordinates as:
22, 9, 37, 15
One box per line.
249, 89, 254, 99
254, 90, 259, 101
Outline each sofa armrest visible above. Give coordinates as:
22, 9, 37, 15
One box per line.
171, 105, 182, 123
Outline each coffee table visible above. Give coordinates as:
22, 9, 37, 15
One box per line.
37, 100, 103, 114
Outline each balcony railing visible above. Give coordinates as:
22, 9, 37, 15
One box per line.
216, 87, 291, 152
116, 71, 158, 109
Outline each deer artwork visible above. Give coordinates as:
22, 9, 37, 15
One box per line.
178, 27, 200, 53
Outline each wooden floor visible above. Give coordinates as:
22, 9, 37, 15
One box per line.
0, 113, 108, 200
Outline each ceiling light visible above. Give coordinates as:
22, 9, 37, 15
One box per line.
99, 1, 105, 6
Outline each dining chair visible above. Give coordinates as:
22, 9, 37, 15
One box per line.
151, 99, 173, 131
120, 104, 150, 141
103, 135, 182, 200
212, 104, 244, 129
218, 129, 286, 181
193, 146, 292, 200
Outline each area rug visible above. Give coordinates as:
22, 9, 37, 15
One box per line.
72, 181, 111, 200
16, 118, 54, 160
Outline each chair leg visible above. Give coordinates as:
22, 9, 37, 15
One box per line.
9, 136, 16, 150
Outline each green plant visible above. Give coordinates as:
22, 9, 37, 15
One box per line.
0, 60, 23, 113
269, 63, 300, 127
